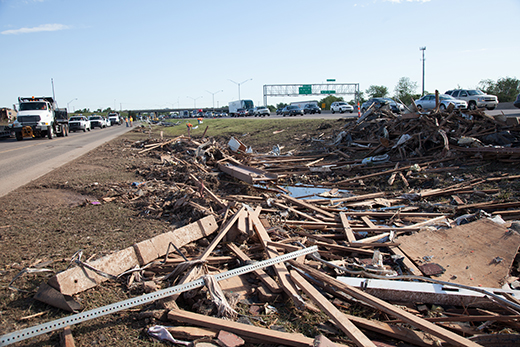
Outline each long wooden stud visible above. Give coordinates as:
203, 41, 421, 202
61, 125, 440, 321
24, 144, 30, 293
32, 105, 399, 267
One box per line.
290, 271, 376, 347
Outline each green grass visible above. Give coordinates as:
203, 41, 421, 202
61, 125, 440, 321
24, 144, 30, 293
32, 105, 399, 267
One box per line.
157, 117, 344, 152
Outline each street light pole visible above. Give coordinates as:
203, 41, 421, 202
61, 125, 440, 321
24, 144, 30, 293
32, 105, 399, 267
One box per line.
187, 96, 203, 109
228, 78, 252, 101
67, 98, 77, 111
206, 90, 223, 112
420, 47, 426, 96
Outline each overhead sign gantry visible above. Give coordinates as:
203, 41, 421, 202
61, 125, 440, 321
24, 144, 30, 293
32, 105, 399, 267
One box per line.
262, 82, 359, 105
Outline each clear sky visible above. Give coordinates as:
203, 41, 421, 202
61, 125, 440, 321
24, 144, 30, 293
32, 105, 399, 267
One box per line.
1, 0, 518, 112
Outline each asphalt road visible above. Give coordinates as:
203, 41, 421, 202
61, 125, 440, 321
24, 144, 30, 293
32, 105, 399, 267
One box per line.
0, 124, 135, 198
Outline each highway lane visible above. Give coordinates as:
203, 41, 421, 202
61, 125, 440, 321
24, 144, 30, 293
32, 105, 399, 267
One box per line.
0, 124, 135, 198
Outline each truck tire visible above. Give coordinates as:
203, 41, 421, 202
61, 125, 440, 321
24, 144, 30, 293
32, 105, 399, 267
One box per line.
468, 101, 477, 110
47, 126, 54, 139
15, 132, 23, 141
65, 126, 68, 137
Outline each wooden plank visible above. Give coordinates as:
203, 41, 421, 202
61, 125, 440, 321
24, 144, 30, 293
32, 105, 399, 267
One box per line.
361, 216, 377, 229
167, 309, 350, 347
339, 212, 356, 243
344, 314, 441, 347
49, 216, 219, 296
226, 243, 282, 293
290, 271, 376, 347
246, 207, 306, 310
390, 246, 421, 276
60, 326, 76, 347
133, 215, 218, 265
401, 216, 448, 230
49, 246, 139, 296
189, 173, 227, 209
282, 194, 336, 218
274, 201, 323, 223
289, 261, 483, 347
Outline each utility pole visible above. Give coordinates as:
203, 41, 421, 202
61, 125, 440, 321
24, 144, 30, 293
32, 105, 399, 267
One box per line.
420, 47, 426, 96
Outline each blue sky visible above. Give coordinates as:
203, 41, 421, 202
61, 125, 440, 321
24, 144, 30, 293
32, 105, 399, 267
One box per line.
0, 0, 518, 112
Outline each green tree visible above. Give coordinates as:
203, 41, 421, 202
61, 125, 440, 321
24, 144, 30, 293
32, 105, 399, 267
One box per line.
393, 77, 418, 105
318, 95, 343, 110
366, 85, 388, 98
479, 77, 520, 102
276, 102, 288, 110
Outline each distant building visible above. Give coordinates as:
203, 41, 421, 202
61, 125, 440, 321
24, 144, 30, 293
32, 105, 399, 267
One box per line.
0, 108, 17, 122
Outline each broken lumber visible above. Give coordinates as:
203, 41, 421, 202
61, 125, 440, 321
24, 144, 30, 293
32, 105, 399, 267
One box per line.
290, 271, 376, 347
167, 309, 349, 347
289, 261, 483, 347
226, 243, 282, 293
49, 215, 218, 296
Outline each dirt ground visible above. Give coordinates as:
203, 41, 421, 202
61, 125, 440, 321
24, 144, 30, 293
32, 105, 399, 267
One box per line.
1, 120, 520, 347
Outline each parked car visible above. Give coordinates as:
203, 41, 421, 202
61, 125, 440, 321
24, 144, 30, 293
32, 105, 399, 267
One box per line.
515, 94, 520, 109
89, 115, 106, 128
330, 101, 354, 114
283, 105, 304, 117
68, 116, 91, 132
303, 104, 321, 114
104, 117, 111, 127
415, 94, 467, 111
237, 108, 247, 117
444, 89, 498, 110
361, 98, 404, 113
253, 106, 270, 117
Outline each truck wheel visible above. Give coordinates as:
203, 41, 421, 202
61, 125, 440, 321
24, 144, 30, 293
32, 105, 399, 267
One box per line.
65, 127, 68, 136
48, 127, 54, 139
16, 132, 23, 141
468, 101, 477, 110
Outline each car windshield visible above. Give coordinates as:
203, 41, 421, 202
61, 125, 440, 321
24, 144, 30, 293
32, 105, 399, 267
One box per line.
90, 116, 102, 120
288, 106, 299, 109
382, 98, 396, 105
69, 117, 83, 121
439, 95, 456, 100
19, 102, 47, 111
468, 90, 484, 96
338, 102, 347, 105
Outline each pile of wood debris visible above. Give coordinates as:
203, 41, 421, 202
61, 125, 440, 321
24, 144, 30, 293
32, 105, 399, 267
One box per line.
7, 109, 520, 347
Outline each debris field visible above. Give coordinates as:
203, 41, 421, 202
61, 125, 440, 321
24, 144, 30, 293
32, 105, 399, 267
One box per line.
3, 103, 520, 347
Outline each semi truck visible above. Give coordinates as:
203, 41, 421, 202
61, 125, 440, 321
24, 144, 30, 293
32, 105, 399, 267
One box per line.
228, 99, 254, 117
12, 96, 69, 141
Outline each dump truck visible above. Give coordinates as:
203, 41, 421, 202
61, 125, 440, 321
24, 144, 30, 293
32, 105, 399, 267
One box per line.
12, 96, 69, 141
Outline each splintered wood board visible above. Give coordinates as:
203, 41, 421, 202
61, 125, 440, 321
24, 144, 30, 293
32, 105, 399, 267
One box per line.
397, 219, 520, 288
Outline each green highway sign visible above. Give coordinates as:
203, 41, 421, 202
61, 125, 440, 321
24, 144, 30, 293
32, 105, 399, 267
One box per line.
326, 79, 336, 82
299, 85, 312, 95
321, 90, 336, 94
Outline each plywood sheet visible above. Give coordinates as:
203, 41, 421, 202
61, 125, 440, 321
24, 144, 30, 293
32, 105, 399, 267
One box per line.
397, 219, 520, 287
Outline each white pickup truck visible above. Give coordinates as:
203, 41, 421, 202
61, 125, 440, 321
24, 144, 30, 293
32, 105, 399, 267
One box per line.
68, 115, 91, 132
